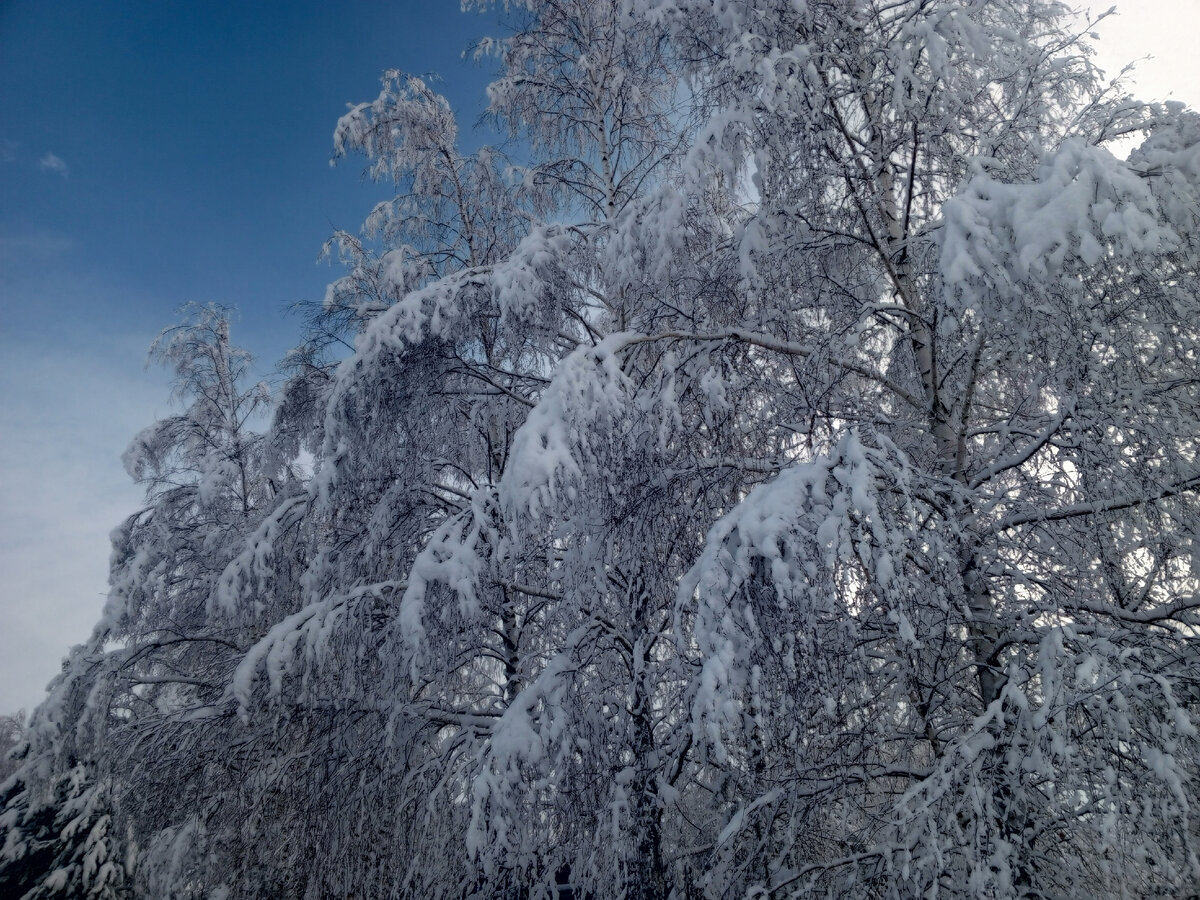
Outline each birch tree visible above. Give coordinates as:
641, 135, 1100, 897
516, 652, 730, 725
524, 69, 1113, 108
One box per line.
546, 0, 1199, 895
1, 307, 285, 898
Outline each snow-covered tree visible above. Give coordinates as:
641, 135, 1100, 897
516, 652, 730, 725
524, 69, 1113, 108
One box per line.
240, 5, 697, 893
473, 0, 1200, 896
0, 712, 23, 786
0, 307, 289, 897
549, 0, 1198, 895
6, 2, 1200, 898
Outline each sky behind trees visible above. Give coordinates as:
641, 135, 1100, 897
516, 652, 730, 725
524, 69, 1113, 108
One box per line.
0, 0, 1197, 713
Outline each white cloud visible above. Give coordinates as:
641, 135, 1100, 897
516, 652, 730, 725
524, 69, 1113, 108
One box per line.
38, 151, 69, 177
0, 140, 17, 164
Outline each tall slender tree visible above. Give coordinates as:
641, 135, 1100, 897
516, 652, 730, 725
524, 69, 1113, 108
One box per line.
537, 0, 1198, 895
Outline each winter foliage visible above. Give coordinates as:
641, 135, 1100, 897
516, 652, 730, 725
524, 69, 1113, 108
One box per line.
4, 0, 1200, 896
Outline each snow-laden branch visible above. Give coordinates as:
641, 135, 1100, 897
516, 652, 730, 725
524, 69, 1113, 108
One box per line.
991, 471, 1200, 532
622, 329, 926, 410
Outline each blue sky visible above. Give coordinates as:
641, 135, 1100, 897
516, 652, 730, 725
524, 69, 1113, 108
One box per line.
1, 0, 1198, 713
1, 0, 499, 362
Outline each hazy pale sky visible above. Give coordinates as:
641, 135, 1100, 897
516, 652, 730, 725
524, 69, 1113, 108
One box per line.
1, 0, 1198, 714
1090, 1, 1200, 109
